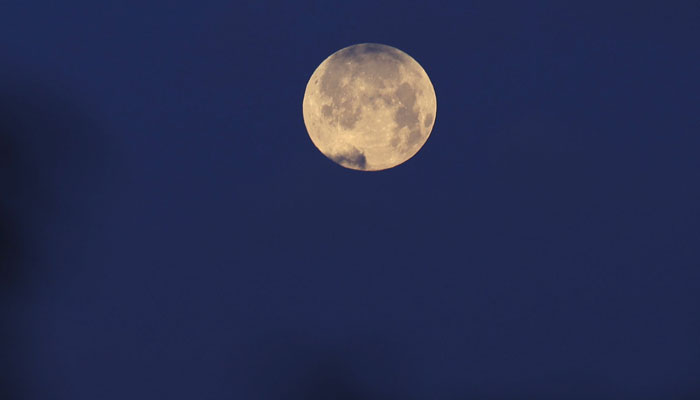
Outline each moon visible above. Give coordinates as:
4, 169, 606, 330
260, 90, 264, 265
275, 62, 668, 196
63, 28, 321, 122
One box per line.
302, 43, 437, 171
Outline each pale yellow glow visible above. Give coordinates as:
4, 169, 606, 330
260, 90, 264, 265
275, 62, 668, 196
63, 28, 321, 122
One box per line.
303, 43, 437, 171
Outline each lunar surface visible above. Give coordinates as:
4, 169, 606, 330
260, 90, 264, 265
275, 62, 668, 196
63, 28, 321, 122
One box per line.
303, 43, 437, 171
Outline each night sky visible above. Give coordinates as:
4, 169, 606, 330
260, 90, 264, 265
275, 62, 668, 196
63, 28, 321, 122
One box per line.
2, 1, 699, 399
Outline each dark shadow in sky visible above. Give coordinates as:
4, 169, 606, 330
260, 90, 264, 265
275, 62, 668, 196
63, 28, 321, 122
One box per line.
0, 74, 110, 399
293, 357, 368, 400
242, 332, 430, 400
0, 133, 22, 292
239, 332, 376, 400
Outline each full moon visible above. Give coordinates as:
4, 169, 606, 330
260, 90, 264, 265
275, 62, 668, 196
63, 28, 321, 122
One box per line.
303, 43, 437, 171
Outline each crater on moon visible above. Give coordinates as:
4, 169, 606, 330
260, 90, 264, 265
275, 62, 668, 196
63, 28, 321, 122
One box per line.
303, 43, 437, 171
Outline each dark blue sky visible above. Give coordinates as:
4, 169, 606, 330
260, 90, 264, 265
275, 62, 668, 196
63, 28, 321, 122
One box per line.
2, 1, 699, 399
